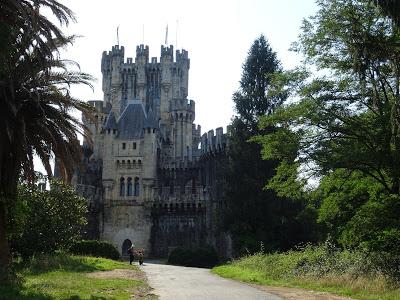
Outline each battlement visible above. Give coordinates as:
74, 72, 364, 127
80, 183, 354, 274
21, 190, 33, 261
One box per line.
176, 49, 189, 61
192, 124, 201, 138
110, 45, 125, 56
161, 45, 174, 59
171, 99, 195, 112
200, 127, 228, 155
135, 44, 149, 63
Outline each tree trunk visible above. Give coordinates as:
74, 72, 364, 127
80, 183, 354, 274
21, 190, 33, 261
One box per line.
0, 201, 10, 283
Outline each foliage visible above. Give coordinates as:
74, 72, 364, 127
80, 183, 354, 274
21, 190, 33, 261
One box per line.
233, 34, 285, 128
213, 244, 400, 300
10, 181, 87, 259
255, 0, 400, 259
225, 36, 319, 254
0, 254, 147, 300
259, 0, 400, 194
69, 240, 121, 261
0, 0, 94, 282
168, 246, 219, 268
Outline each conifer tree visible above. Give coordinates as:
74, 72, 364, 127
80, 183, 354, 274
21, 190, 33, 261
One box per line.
224, 36, 314, 254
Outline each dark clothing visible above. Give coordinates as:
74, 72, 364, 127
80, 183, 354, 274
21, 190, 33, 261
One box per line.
128, 247, 134, 264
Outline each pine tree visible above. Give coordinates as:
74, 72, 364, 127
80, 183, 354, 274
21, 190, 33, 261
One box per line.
224, 36, 312, 254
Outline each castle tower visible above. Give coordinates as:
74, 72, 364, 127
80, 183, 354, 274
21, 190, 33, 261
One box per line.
101, 45, 125, 118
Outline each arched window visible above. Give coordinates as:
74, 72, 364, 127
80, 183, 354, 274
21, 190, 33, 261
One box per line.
134, 177, 140, 196
120, 177, 125, 196
127, 177, 133, 196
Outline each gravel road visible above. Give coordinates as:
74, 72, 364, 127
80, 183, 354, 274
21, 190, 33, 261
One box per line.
142, 262, 283, 300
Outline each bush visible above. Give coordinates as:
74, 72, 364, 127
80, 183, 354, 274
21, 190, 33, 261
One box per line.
10, 181, 87, 259
168, 246, 218, 268
69, 240, 120, 260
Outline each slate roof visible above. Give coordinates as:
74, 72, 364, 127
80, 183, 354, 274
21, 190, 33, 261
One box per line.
104, 111, 117, 129
144, 107, 158, 128
117, 100, 147, 139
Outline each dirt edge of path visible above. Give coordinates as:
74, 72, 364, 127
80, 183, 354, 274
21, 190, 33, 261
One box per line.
250, 284, 353, 300
87, 268, 158, 299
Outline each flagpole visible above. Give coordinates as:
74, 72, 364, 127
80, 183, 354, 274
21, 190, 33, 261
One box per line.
117, 25, 119, 46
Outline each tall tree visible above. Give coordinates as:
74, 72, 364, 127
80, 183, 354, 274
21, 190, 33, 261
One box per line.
233, 35, 284, 129
224, 36, 314, 253
0, 0, 93, 282
256, 0, 400, 250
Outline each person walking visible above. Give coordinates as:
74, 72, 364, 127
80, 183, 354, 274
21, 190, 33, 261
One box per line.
128, 242, 135, 265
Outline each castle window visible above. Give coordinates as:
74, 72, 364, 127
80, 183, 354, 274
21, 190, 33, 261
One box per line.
107, 129, 111, 134
134, 177, 140, 196
120, 177, 125, 196
122, 143, 126, 149
127, 177, 133, 196
113, 129, 117, 134
133, 142, 136, 149
138, 160, 142, 164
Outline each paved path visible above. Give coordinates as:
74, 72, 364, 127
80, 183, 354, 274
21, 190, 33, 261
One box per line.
141, 262, 283, 300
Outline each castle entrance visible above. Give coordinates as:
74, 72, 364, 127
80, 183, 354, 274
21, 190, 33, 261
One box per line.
122, 239, 132, 259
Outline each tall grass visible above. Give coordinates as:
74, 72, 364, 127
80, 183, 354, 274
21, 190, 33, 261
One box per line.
213, 243, 400, 300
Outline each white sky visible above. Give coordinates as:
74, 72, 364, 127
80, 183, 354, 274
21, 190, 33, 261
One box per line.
36, 0, 318, 174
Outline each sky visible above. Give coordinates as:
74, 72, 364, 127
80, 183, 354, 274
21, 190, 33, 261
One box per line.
35, 0, 319, 174
62, 0, 318, 131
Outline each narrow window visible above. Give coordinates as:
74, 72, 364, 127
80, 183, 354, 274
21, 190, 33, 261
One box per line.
134, 177, 140, 196
133, 142, 137, 149
127, 177, 133, 196
122, 143, 126, 149
120, 177, 125, 196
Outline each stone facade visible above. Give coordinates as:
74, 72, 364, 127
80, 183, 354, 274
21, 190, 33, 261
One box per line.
74, 44, 231, 258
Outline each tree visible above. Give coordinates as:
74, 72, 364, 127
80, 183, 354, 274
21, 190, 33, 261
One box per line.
224, 36, 316, 253
373, 0, 400, 24
10, 180, 87, 258
0, 0, 93, 282
233, 35, 285, 129
258, 0, 400, 194
256, 0, 400, 251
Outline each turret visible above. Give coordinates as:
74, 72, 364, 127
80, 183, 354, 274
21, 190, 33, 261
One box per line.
176, 49, 190, 98
135, 45, 149, 104
160, 45, 174, 123
101, 45, 125, 116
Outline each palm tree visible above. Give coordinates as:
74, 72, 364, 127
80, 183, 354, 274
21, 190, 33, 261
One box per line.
0, 0, 93, 282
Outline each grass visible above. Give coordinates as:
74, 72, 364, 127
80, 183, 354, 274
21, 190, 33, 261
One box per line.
0, 254, 151, 300
212, 245, 400, 300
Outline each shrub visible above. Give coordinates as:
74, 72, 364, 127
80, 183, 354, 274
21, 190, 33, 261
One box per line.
10, 181, 87, 259
168, 246, 219, 268
69, 240, 120, 260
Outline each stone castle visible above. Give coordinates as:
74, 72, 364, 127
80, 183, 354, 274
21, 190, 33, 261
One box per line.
73, 44, 231, 258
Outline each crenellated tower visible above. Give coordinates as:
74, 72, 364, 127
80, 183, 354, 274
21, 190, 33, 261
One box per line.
74, 43, 232, 259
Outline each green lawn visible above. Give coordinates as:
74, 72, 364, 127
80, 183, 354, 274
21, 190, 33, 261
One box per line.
212, 248, 400, 300
0, 254, 153, 300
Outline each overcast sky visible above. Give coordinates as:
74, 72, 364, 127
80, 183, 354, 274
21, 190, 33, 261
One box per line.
36, 0, 319, 174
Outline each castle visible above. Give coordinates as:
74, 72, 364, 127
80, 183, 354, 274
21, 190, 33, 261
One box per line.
73, 44, 231, 258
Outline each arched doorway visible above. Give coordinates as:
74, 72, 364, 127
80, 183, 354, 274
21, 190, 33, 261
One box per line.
122, 239, 132, 259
